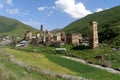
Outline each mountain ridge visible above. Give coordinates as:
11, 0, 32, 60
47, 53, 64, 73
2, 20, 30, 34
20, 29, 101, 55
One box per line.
0, 15, 37, 37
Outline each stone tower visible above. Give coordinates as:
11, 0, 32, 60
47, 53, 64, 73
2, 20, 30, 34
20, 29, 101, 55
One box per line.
40, 25, 43, 31
40, 25, 45, 42
89, 21, 99, 49
56, 31, 61, 41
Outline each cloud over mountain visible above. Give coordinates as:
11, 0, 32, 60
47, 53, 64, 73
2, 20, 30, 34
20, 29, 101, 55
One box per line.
96, 8, 103, 12
55, 0, 91, 19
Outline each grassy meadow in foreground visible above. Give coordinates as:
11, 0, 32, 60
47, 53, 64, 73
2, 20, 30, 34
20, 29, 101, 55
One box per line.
0, 51, 66, 80
0, 48, 120, 80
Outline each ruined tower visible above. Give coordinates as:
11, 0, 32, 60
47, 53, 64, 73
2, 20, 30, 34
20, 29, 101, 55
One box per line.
89, 21, 99, 49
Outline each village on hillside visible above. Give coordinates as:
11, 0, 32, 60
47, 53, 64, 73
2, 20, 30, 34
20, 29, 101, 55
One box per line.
0, 0, 120, 80
0, 21, 99, 50
0, 20, 120, 80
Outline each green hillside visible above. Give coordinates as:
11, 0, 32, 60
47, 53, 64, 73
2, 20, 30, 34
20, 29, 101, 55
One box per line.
0, 15, 37, 37
63, 6, 120, 46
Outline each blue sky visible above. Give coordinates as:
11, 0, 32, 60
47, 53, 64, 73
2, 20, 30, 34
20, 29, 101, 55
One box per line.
0, 0, 120, 30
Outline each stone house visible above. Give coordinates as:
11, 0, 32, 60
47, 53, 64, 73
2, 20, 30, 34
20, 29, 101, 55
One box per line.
61, 32, 66, 43
24, 31, 32, 43
66, 33, 82, 45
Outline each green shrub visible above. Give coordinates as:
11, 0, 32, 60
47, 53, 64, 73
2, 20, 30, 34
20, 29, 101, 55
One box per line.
56, 50, 66, 55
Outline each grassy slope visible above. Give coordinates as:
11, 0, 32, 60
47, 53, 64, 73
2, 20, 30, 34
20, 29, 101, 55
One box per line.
46, 54, 120, 80
11, 44, 120, 69
0, 15, 37, 37
0, 51, 66, 80
63, 6, 120, 45
0, 48, 76, 75
0, 48, 120, 80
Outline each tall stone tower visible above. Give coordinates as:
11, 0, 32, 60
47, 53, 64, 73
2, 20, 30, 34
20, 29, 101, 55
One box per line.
89, 21, 99, 49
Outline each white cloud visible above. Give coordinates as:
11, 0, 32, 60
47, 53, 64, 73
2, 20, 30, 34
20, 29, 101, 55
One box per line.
38, 7, 46, 11
55, 0, 91, 19
38, 6, 55, 16
96, 8, 103, 12
0, 3, 4, 9
6, 8, 29, 16
6, 8, 19, 14
38, 6, 56, 12
6, 0, 12, 5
